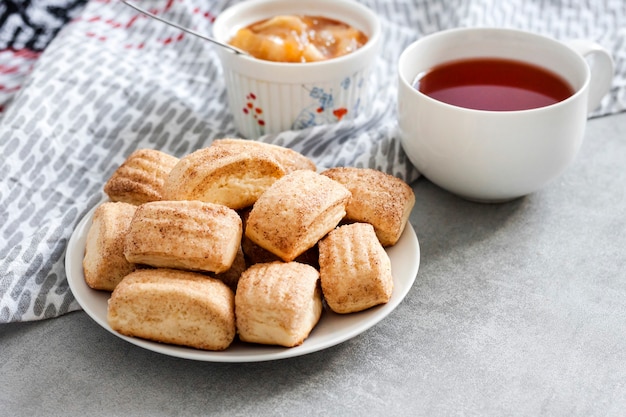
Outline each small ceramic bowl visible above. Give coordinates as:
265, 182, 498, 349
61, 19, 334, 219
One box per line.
213, 0, 381, 138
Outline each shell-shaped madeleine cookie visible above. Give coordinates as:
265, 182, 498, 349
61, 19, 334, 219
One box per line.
318, 223, 393, 314
245, 170, 351, 262
108, 268, 236, 351
210, 138, 316, 173
83, 202, 137, 291
235, 261, 322, 347
104, 149, 179, 205
124, 200, 242, 274
163, 145, 286, 210
321, 167, 415, 246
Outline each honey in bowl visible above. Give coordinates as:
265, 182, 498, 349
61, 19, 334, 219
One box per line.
413, 58, 575, 111
228, 15, 368, 63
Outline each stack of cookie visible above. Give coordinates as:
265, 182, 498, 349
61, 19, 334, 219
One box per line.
82, 139, 415, 351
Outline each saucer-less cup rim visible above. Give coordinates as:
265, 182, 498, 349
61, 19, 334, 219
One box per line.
398, 27, 592, 115
212, 0, 382, 82
397, 27, 614, 202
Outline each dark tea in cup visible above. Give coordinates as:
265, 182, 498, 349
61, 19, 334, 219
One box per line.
397, 27, 614, 201
413, 57, 575, 111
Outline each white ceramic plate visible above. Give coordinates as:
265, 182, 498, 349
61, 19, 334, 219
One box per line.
65, 204, 420, 362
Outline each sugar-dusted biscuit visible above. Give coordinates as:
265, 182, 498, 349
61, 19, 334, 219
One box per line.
239, 207, 319, 267
245, 170, 351, 262
104, 149, 179, 205
318, 222, 393, 314
163, 145, 286, 210
124, 200, 242, 274
235, 261, 322, 347
210, 138, 316, 173
209, 245, 247, 292
321, 167, 415, 246
107, 268, 236, 351
241, 235, 320, 268
83, 202, 137, 291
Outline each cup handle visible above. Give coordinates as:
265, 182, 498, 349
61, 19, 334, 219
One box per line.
566, 40, 614, 114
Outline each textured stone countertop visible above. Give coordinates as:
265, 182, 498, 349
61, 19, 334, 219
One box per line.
2, 112, 625, 417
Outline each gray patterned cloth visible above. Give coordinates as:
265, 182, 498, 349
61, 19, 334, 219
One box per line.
1, 0, 625, 323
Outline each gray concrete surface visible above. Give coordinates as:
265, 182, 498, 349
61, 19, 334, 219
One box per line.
2, 112, 626, 417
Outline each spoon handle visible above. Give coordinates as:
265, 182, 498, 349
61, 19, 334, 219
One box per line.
122, 0, 249, 56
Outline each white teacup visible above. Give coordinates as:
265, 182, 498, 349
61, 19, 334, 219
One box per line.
397, 28, 614, 202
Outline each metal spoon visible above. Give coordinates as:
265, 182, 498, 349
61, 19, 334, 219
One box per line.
122, 0, 249, 56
